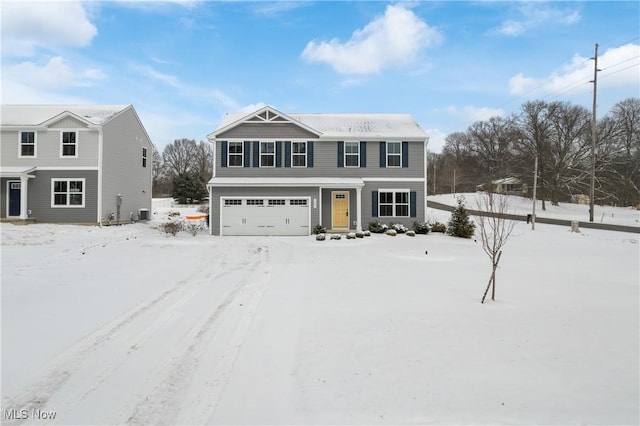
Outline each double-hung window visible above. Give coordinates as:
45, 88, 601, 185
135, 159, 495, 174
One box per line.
228, 142, 243, 167
345, 142, 359, 167
260, 142, 275, 167
142, 147, 148, 167
52, 179, 85, 207
379, 190, 409, 217
386, 142, 401, 167
61, 131, 78, 157
19, 131, 36, 157
292, 142, 307, 167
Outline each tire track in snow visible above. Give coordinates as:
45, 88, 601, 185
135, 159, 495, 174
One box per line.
126, 241, 274, 425
1, 245, 233, 425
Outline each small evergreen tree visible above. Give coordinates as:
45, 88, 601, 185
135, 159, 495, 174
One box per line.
172, 173, 207, 204
447, 196, 476, 238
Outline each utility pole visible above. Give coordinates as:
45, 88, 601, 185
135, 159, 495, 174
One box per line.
532, 155, 538, 230
453, 169, 456, 197
589, 43, 600, 222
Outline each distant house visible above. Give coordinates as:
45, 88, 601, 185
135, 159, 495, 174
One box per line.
477, 177, 527, 195
206, 106, 429, 236
0, 105, 153, 224
570, 194, 590, 205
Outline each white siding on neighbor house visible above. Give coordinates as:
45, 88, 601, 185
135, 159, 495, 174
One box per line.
100, 108, 152, 224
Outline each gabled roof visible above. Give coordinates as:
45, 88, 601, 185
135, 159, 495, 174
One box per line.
210, 105, 429, 140
1, 105, 131, 127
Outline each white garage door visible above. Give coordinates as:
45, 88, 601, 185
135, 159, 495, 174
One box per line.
221, 197, 310, 236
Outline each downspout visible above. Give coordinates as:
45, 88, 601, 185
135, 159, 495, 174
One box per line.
209, 138, 216, 234
424, 137, 429, 222
97, 127, 104, 226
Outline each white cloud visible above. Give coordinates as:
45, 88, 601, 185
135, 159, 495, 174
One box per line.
494, 3, 581, 37
442, 105, 505, 123
3, 56, 105, 94
301, 4, 442, 75
131, 64, 182, 88
509, 44, 640, 97
424, 128, 448, 153
1, 0, 97, 57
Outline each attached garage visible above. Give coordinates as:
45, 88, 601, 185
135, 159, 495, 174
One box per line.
220, 197, 310, 236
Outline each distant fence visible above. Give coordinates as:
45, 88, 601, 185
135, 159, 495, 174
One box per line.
152, 198, 174, 213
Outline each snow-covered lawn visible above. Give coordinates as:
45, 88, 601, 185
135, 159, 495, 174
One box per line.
1, 210, 638, 425
428, 193, 640, 227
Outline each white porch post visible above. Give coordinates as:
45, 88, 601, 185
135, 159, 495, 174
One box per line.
356, 186, 362, 232
19, 175, 28, 219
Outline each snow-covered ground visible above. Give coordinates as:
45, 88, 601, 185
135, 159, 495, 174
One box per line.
428, 193, 640, 227
1, 206, 638, 425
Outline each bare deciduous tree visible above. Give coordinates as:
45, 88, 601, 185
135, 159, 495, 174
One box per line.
476, 192, 516, 303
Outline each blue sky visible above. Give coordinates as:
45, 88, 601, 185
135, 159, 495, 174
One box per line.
2, 1, 639, 152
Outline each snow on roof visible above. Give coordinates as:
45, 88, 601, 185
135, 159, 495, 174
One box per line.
1, 105, 130, 126
216, 108, 428, 140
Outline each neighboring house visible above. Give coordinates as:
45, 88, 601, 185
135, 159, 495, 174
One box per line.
477, 177, 527, 196
206, 106, 429, 236
0, 105, 153, 224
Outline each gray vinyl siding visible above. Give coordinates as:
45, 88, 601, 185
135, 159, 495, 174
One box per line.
217, 123, 318, 139
48, 116, 90, 129
217, 140, 425, 178
20, 170, 98, 223
210, 186, 320, 235
101, 108, 153, 224
362, 180, 425, 229
0, 128, 99, 168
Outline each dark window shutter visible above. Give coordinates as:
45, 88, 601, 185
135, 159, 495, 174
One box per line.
253, 141, 259, 167
221, 141, 228, 168
410, 191, 417, 217
276, 142, 282, 167
360, 141, 367, 168
337, 141, 344, 167
379, 142, 386, 168
285, 142, 291, 167
402, 142, 409, 168
243, 141, 251, 167
372, 191, 378, 218
308, 141, 314, 167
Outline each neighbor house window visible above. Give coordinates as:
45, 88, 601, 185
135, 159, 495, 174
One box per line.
260, 142, 275, 167
345, 142, 360, 167
379, 190, 409, 217
142, 147, 148, 167
51, 179, 85, 207
61, 131, 78, 157
292, 142, 307, 167
19, 131, 36, 157
386, 142, 401, 167
228, 142, 243, 167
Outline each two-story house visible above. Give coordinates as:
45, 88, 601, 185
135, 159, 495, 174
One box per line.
207, 106, 429, 236
0, 105, 153, 224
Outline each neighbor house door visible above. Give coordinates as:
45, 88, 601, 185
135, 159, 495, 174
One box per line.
7, 181, 21, 217
331, 191, 349, 229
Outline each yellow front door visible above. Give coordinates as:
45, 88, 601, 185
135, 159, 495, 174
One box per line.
332, 191, 349, 228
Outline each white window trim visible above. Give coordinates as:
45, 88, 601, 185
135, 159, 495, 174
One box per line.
344, 141, 360, 168
227, 141, 244, 168
291, 141, 307, 168
378, 189, 410, 218
51, 178, 86, 208
386, 141, 402, 168
60, 131, 79, 158
260, 141, 276, 168
18, 131, 37, 158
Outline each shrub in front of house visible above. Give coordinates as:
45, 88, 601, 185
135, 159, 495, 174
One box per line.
316, 233, 326, 241
346, 233, 356, 239
413, 221, 430, 234
196, 205, 209, 214
162, 219, 183, 236
330, 234, 342, 240
386, 229, 397, 236
430, 222, 447, 233
406, 231, 416, 237
313, 224, 326, 234
391, 223, 408, 233
368, 221, 387, 233
447, 196, 476, 238
355, 231, 364, 238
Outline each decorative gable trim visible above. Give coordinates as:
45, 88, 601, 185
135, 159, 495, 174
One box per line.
208, 106, 322, 139
41, 111, 97, 129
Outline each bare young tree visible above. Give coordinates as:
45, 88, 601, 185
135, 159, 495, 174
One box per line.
476, 191, 516, 303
